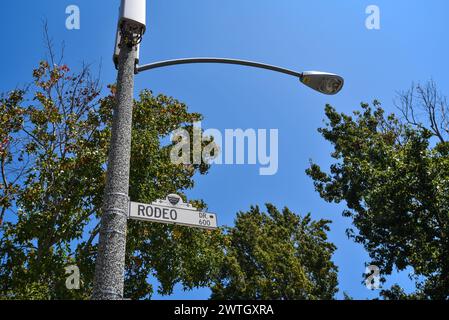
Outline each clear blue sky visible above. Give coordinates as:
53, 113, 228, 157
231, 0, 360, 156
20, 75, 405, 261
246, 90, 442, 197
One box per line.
1, 0, 448, 300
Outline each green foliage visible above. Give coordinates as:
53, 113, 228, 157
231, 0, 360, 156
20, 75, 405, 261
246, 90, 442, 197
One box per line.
0, 60, 223, 300
380, 284, 422, 300
342, 292, 353, 300
211, 204, 338, 300
307, 100, 449, 299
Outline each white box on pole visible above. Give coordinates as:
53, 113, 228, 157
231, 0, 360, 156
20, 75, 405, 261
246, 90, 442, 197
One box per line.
119, 0, 147, 32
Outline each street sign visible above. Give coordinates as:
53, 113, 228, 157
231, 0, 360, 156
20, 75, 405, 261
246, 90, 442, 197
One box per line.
128, 194, 218, 230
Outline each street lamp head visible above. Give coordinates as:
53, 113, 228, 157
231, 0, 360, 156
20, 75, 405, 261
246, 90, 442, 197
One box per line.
300, 71, 344, 95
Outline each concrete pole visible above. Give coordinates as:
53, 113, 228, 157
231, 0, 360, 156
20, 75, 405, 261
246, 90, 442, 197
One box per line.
92, 38, 136, 300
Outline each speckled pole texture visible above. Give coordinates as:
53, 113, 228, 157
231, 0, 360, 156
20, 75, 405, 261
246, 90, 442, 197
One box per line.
92, 41, 136, 300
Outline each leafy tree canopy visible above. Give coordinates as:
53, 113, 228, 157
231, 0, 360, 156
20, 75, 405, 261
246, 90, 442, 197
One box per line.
0, 54, 223, 299
211, 204, 338, 300
307, 81, 449, 299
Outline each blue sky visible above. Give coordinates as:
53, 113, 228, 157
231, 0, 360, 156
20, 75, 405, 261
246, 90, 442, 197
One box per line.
1, 0, 448, 300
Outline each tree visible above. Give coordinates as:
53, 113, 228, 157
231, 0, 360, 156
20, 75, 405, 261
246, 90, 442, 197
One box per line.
306, 81, 449, 299
380, 284, 421, 300
210, 204, 338, 300
0, 41, 223, 299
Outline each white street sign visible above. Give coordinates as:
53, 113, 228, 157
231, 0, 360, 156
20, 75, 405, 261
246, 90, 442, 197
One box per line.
128, 194, 218, 230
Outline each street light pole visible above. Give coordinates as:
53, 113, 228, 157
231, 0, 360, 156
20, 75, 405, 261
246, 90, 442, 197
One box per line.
136, 58, 344, 95
92, 0, 344, 301
92, 0, 146, 300
92, 32, 137, 300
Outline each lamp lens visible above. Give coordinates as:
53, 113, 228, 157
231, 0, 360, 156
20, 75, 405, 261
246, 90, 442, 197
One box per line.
320, 77, 343, 94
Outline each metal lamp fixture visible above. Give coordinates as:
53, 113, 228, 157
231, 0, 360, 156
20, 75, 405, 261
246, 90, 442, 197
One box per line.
300, 71, 345, 95
136, 58, 345, 95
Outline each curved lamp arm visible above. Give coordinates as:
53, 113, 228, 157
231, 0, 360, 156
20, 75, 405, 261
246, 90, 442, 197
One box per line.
136, 57, 303, 78
136, 57, 344, 95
